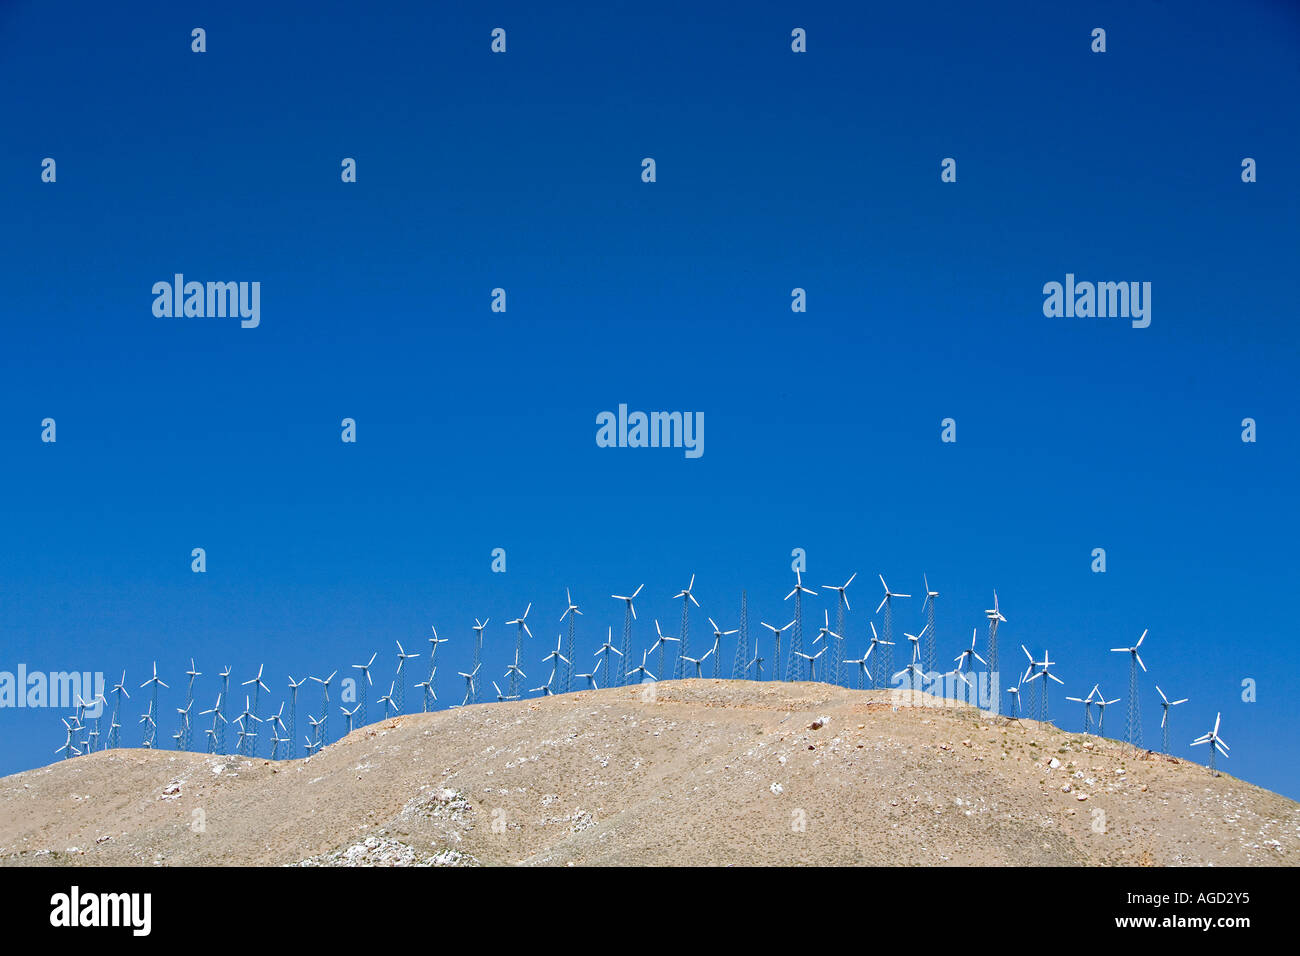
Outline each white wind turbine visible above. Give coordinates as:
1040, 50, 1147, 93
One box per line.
953, 627, 987, 700
351, 652, 377, 726
611, 584, 643, 688
504, 647, 528, 697
595, 626, 623, 687
139, 662, 168, 748
470, 618, 489, 700
392, 640, 419, 714
809, 610, 841, 683
107, 670, 129, 749
457, 665, 480, 706
378, 681, 397, 718
560, 588, 583, 692
426, 625, 448, 710
681, 646, 714, 678
821, 572, 856, 686
530, 671, 556, 696
286, 675, 307, 759
312, 670, 337, 744
1066, 684, 1100, 734
492, 680, 518, 703
627, 650, 655, 684
875, 575, 910, 690
672, 574, 701, 679
706, 617, 737, 679
1023, 650, 1063, 721
1093, 690, 1121, 736
783, 570, 817, 682
241, 664, 270, 757
1155, 685, 1188, 754
648, 620, 679, 681
984, 591, 1006, 715
200, 694, 226, 754
1191, 712, 1230, 774
760, 619, 795, 683
792, 647, 826, 682
506, 604, 533, 699
920, 575, 940, 677
340, 703, 360, 735
1111, 629, 1148, 748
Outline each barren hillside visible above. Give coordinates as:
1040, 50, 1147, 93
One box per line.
1, 680, 1295, 866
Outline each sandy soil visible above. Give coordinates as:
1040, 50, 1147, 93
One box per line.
1, 680, 1295, 866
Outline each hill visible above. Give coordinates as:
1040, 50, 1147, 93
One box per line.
1, 680, 1295, 866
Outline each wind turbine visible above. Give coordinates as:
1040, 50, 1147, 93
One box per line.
1093, 691, 1121, 735
506, 604, 533, 698
504, 647, 528, 698
810, 610, 841, 682
235, 695, 262, 753
530, 670, 555, 696
920, 575, 939, 679
681, 647, 714, 678
560, 588, 583, 692
378, 681, 397, 719
181, 659, 201, 750
56, 718, 78, 759
107, 670, 129, 749
216, 666, 232, 753
287, 675, 307, 759
953, 627, 987, 701
139, 662, 168, 748
706, 617, 737, 679
241, 664, 270, 757
305, 714, 323, 749
137, 710, 156, 749
760, 619, 794, 683
1066, 684, 1100, 734
312, 670, 337, 744
1155, 686, 1188, 754
457, 665, 480, 706
1023, 650, 1063, 720
894, 629, 927, 690
200, 694, 226, 754
426, 625, 448, 711
672, 574, 701, 680
1111, 629, 1148, 748
471, 618, 489, 701
784, 569, 817, 682
351, 652, 377, 726
627, 650, 655, 684
732, 590, 750, 680
648, 620, 679, 681
611, 585, 643, 688
984, 591, 1006, 715
392, 641, 418, 714
575, 670, 599, 690
821, 572, 856, 687
269, 703, 287, 754
793, 647, 826, 682
340, 703, 360, 735
860, 621, 894, 691
174, 700, 193, 751
875, 575, 910, 690
1006, 678, 1023, 721
491, 680, 518, 703
746, 632, 765, 681
541, 633, 568, 692
595, 626, 623, 687
1191, 712, 1230, 775
1019, 645, 1041, 716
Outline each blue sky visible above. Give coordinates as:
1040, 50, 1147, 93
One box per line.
2, 1, 1298, 797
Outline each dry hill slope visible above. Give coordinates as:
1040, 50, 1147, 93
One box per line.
1, 680, 1295, 866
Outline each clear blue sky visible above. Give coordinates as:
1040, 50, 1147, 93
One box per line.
2, 1, 1298, 797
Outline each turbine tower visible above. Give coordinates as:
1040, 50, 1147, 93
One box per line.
392, 641, 418, 714
1155, 685, 1188, 754
379, 681, 398, 718
611, 585, 643, 688
427, 626, 448, 711
746, 631, 765, 680
595, 626, 623, 689
351, 652, 376, 726
181, 659, 201, 750
506, 604, 533, 698
920, 575, 939, 679
1111, 629, 1148, 749
1023, 650, 1063, 721
733, 590, 750, 680
241, 664, 270, 757
560, 589, 583, 692
875, 575, 910, 691
706, 617, 737, 679
649, 620, 678, 682
1192, 712, 1229, 775
672, 574, 700, 679
821, 572, 856, 687
139, 662, 168, 749
471, 618, 489, 700
784, 570, 817, 682
1094, 691, 1121, 735
810, 610, 840, 682
312, 670, 337, 744
107, 671, 129, 749
759, 619, 793, 682
504, 647, 527, 698
984, 592, 1006, 715
216, 666, 232, 753
286, 675, 307, 759
1066, 684, 1100, 733
200, 694, 225, 753
457, 665, 480, 706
